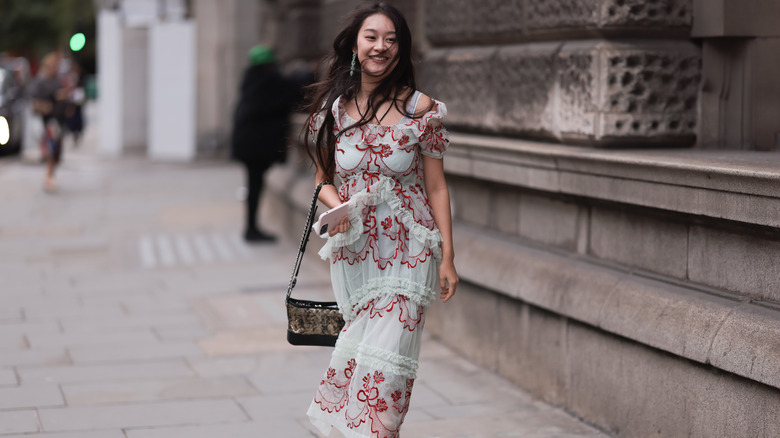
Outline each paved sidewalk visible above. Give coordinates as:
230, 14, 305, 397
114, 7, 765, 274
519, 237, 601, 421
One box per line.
0, 117, 609, 437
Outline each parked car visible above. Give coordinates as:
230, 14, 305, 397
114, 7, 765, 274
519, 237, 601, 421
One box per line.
0, 62, 29, 156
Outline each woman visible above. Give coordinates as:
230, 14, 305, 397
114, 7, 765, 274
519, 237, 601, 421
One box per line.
304, 2, 458, 436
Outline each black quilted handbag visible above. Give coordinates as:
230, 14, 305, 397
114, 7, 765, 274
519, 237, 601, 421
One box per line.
285, 181, 345, 347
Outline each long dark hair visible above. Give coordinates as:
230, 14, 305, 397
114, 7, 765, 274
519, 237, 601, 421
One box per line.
302, 1, 430, 180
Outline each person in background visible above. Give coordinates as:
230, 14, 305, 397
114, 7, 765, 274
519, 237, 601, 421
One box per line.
63, 60, 86, 148
231, 45, 298, 243
31, 52, 70, 192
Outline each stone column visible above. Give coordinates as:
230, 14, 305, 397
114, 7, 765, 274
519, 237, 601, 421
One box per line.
97, 10, 124, 157
693, 0, 780, 150
147, 20, 196, 161
193, 0, 264, 154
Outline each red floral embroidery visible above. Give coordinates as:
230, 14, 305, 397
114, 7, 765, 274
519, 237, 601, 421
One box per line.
314, 362, 415, 438
381, 217, 393, 230
360, 296, 425, 332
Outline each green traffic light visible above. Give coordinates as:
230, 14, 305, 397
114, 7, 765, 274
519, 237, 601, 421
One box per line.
70, 33, 86, 52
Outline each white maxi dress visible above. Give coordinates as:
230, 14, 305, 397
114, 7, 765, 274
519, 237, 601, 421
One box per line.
307, 91, 449, 438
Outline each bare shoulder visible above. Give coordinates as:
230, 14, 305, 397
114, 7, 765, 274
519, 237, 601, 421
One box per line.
413, 92, 434, 118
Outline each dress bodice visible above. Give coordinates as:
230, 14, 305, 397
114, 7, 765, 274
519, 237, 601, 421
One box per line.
310, 94, 450, 230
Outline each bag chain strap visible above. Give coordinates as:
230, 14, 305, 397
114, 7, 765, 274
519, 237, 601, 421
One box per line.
286, 181, 333, 300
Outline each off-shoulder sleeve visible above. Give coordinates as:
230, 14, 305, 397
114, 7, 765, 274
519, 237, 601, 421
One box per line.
416, 100, 450, 159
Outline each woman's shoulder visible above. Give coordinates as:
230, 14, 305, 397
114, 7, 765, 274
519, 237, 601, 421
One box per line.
413, 93, 434, 118
398, 87, 436, 118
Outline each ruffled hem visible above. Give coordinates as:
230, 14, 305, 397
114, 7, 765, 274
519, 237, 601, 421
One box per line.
337, 277, 434, 321
334, 337, 418, 379
308, 407, 371, 438
318, 175, 443, 262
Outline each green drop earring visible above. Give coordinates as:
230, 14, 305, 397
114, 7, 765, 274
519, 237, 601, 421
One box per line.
350, 53, 356, 77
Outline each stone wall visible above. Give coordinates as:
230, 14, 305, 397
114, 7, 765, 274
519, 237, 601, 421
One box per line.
422, 0, 699, 147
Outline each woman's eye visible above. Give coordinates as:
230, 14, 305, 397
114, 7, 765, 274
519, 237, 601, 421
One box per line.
366, 36, 375, 41
387, 38, 396, 44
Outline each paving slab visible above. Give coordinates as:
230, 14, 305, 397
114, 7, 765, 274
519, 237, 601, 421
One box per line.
124, 420, 312, 438
0, 307, 23, 322
0, 384, 65, 409
22, 303, 126, 320
61, 376, 258, 405
38, 399, 248, 431
17, 361, 194, 384
0, 332, 27, 350
0, 349, 70, 367
0, 410, 39, 434
25, 330, 158, 349
68, 341, 204, 363
0, 368, 18, 386
237, 391, 319, 420
59, 313, 200, 333
0, 321, 62, 337
185, 356, 262, 377
152, 323, 211, 341
1, 432, 125, 438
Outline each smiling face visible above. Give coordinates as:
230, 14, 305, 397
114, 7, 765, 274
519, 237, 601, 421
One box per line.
354, 13, 399, 81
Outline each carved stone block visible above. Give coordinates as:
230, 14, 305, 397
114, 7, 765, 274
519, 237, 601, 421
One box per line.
526, 0, 600, 30
422, 40, 700, 146
431, 48, 496, 130
600, 0, 692, 28
472, 0, 525, 41
556, 44, 599, 140
494, 44, 557, 136
599, 41, 700, 141
425, 0, 473, 45
418, 49, 448, 100
493, 42, 598, 140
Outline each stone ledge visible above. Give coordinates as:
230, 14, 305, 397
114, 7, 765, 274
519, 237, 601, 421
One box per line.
453, 222, 780, 390
266, 160, 780, 390
446, 133, 780, 228
426, 0, 693, 46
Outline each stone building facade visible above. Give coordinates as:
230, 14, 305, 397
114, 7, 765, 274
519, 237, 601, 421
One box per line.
264, 1, 780, 436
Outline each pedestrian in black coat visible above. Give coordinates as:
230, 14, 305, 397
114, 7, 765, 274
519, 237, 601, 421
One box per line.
231, 45, 298, 242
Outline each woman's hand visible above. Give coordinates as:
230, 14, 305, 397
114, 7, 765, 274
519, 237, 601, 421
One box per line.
328, 216, 351, 237
439, 259, 458, 303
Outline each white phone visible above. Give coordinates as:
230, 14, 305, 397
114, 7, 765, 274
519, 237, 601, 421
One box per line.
313, 202, 351, 236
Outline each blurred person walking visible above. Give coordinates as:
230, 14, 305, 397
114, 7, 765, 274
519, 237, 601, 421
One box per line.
231, 45, 297, 243
31, 52, 70, 192
63, 60, 86, 148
